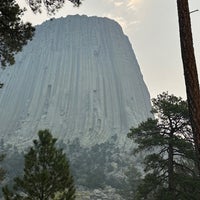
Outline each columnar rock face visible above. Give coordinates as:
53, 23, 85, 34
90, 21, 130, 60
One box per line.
0, 15, 151, 148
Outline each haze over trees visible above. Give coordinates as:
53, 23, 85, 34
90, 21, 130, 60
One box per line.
1, 0, 200, 198
128, 92, 200, 199
0, 154, 6, 183
2, 130, 76, 200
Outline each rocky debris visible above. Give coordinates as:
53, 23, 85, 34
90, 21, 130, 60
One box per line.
76, 187, 124, 200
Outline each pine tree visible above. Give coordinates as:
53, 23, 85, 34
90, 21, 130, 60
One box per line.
0, 0, 82, 67
27, 0, 82, 14
2, 129, 76, 200
0, 154, 6, 183
0, 0, 35, 67
128, 92, 200, 200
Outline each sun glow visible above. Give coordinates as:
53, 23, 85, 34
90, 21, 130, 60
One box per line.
127, 0, 142, 9
109, 0, 142, 10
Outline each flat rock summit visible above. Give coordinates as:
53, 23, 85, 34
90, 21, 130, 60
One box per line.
0, 15, 151, 148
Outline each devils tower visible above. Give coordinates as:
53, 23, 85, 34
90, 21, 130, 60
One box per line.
0, 15, 151, 147
0, 15, 152, 196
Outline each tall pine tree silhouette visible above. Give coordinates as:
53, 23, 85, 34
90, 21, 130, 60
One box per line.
3, 130, 76, 200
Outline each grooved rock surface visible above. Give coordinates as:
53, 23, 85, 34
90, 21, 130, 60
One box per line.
0, 15, 152, 148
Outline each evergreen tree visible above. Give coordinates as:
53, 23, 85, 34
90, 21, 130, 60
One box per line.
0, 0, 82, 67
128, 92, 200, 200
0, 154, 6, 183
0, 0, 35, 67
2, 129, 76, 200
27, 0, 82, 14
118, 164, 141, 200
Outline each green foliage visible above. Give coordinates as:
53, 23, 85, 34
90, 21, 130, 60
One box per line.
118, 164, 141, 200
2, 129, 76, 200
27, 0, 82, 14
0, 147, 24, 198
0, 154, 6, 183
0, 0, 82, 67
0, 0, 35, 67
67, 139, 111, 189
128, 92, 200, 200
60, 136, 128, 191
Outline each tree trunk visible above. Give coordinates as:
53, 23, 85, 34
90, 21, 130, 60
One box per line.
168, 137, 175, 199
176, 0, 200, 175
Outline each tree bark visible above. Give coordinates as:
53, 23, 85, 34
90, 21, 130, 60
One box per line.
168, 136, 175, 199
176, 0, 200, 175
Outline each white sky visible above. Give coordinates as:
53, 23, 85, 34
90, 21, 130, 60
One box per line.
17, 0, 200, 99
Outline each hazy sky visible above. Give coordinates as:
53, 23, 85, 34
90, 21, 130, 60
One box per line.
17, 0, 200, 99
